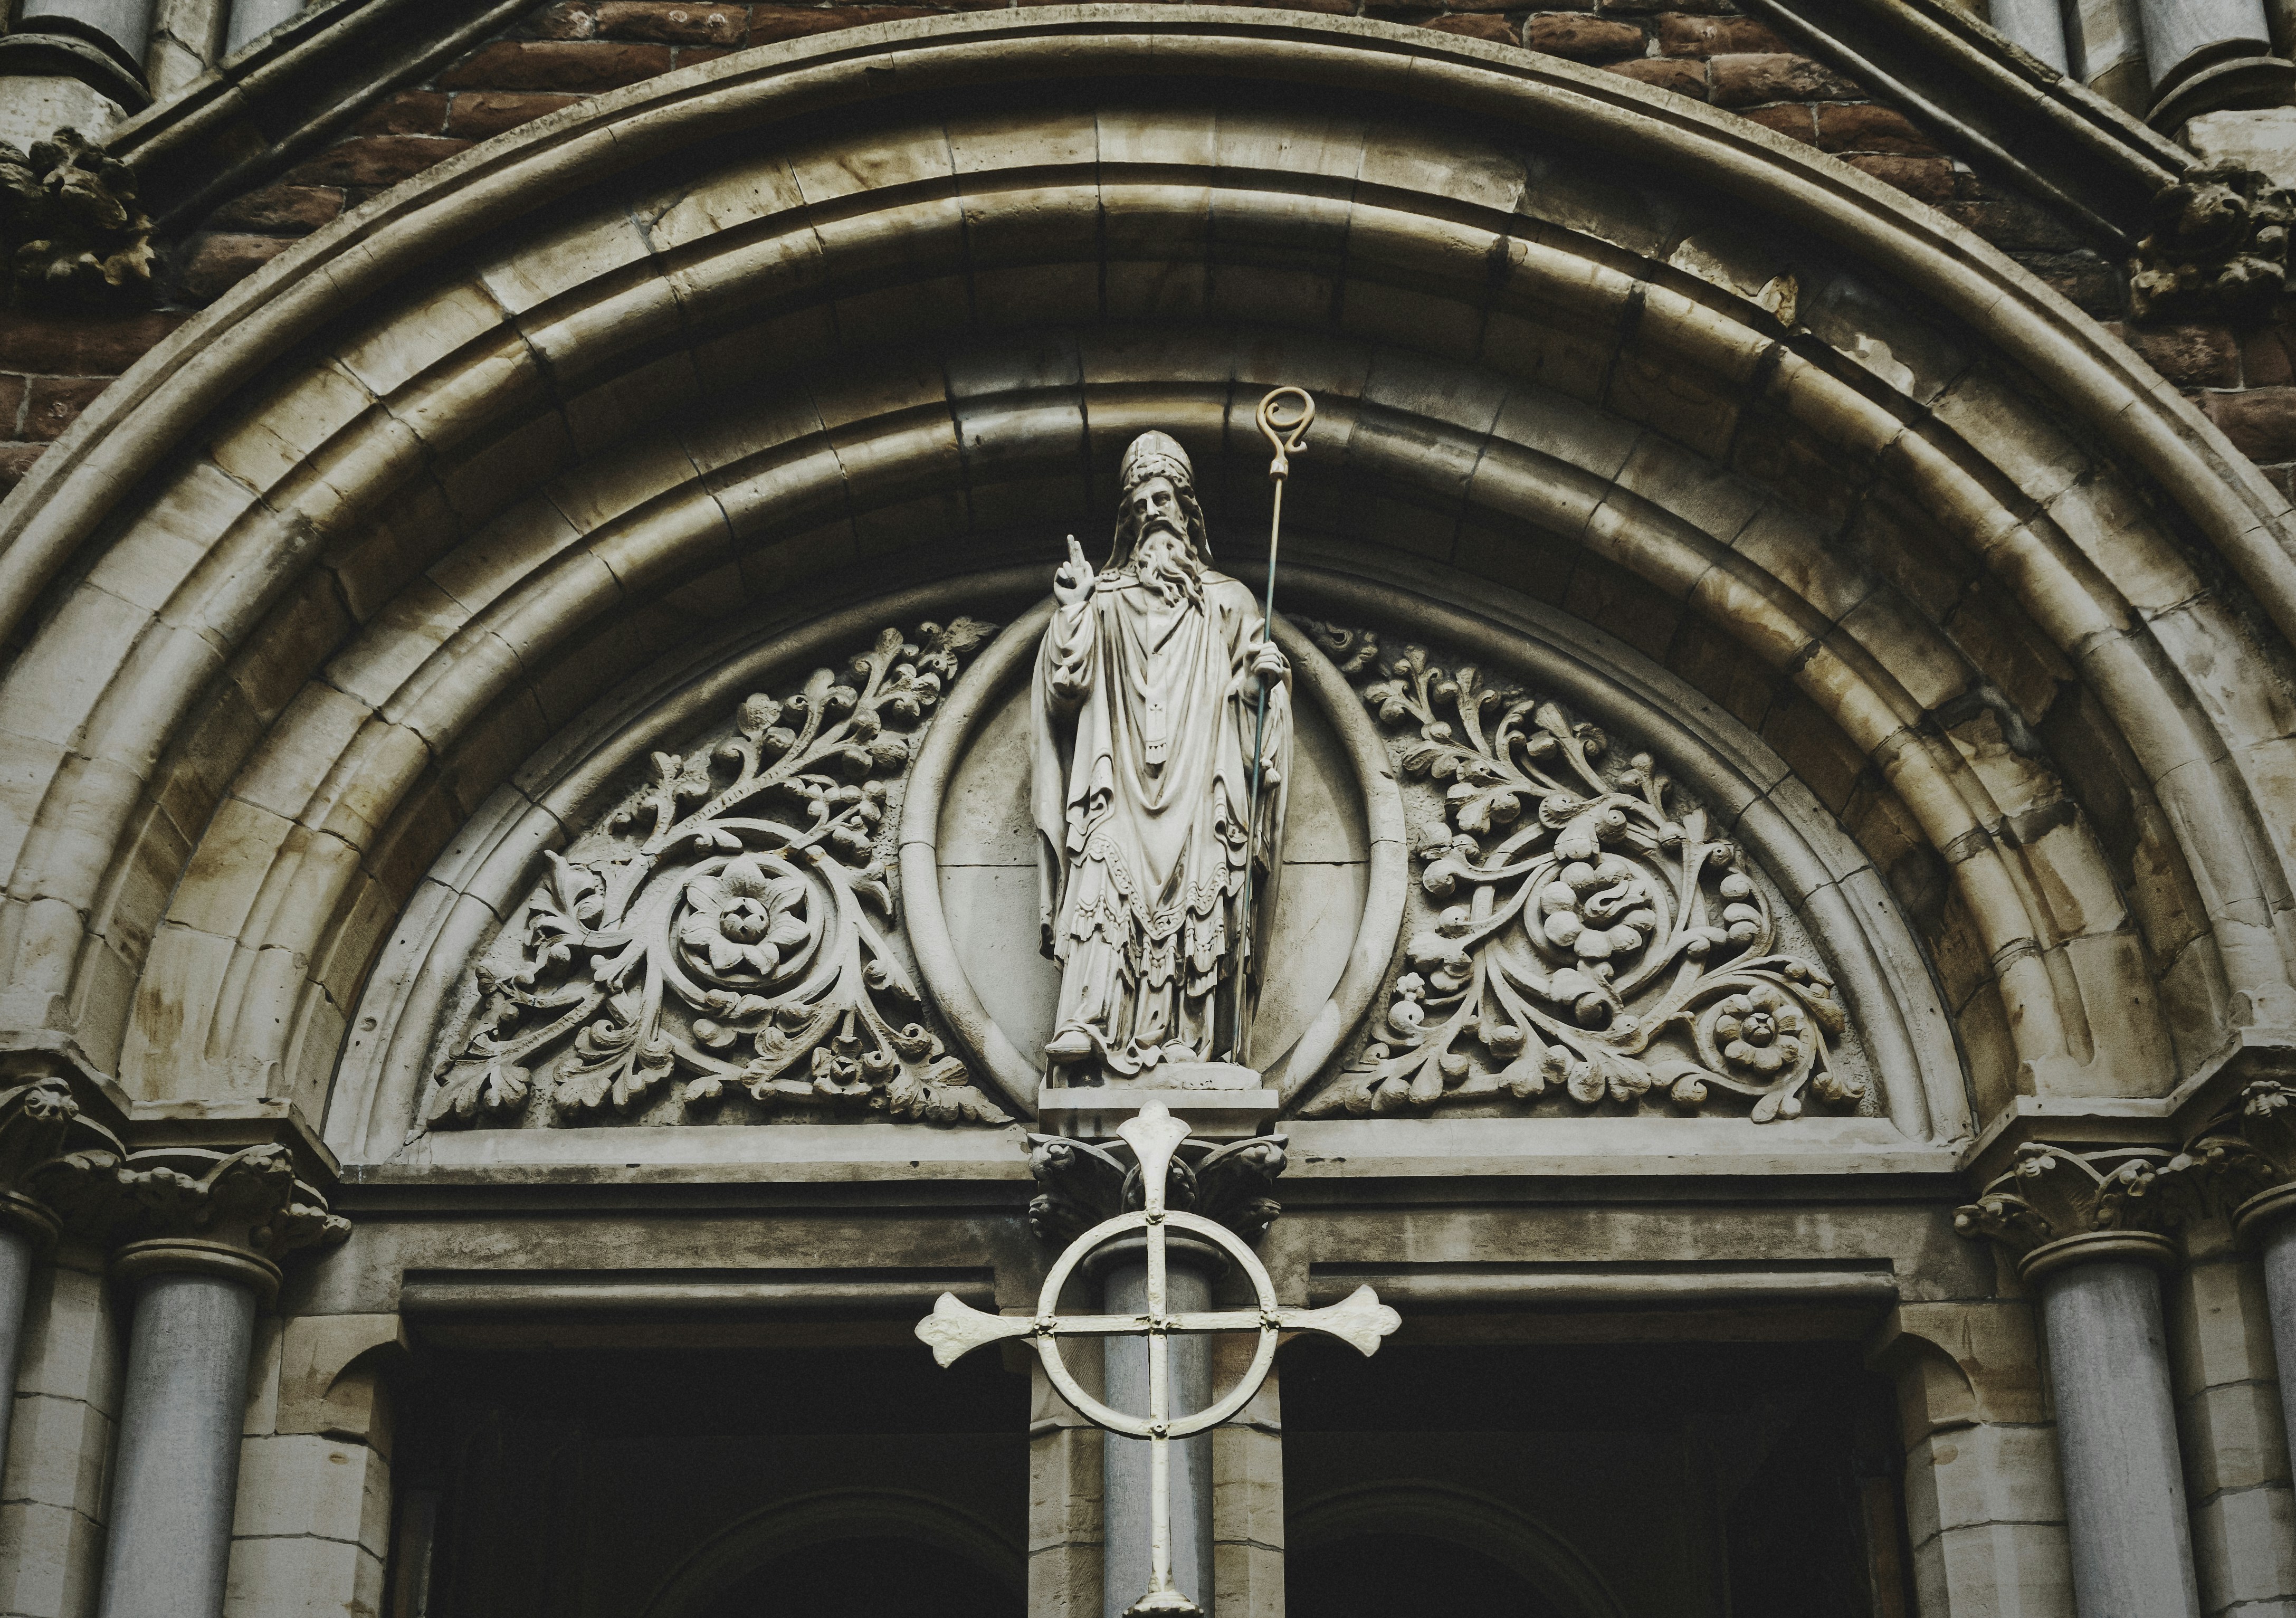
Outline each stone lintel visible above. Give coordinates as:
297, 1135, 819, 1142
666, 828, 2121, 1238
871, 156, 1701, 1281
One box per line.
1039, 1078, 1278, 1143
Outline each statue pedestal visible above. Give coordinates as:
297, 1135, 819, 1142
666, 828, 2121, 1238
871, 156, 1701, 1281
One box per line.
1037, 1067, 1275, 1140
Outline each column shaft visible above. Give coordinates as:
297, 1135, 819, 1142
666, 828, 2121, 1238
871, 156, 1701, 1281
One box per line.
96, 1271, 259, 1618
2139, 0, 2272, 86
2039, 1259, 2202, 1618
1104, 1254, 1214, 1616
0, 1224, 35, 1482
1992, 0, 2072, 72
2257, 1219, 2296, 1491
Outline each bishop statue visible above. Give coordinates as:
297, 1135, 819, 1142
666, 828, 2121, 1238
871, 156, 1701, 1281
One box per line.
1030, 432, 1292, 1079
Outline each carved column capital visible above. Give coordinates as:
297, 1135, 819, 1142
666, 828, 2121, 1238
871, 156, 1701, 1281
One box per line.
1955, 1141, 2181, 1283
0, 1073, 123, 1249
36, 1144, 347, 1306
1026, 1130, 1287, 1249
2163, 1079, 2296, 1245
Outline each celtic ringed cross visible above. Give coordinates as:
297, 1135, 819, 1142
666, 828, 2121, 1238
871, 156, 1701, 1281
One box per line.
915, 1101, 1401, 1616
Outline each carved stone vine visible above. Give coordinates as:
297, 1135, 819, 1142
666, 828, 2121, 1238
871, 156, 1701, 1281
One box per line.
424, 618, 1015, 1130
1027, 1129, 1287, 1247
2129, 161, 2294, 326
1298, 624, 1865, 1124
1953, 1142, 2178, 1264
0, 129, 154, 306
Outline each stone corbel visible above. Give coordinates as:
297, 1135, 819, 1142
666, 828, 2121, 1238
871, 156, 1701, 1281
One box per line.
1026, 1130, 1288, 1249
2128, 161, 2295, 326
1954, 1140, 2181, 1282
37, 1143, 349, 1306
0, 128, 156, 306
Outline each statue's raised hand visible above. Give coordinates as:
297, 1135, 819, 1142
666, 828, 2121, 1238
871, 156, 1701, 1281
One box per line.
1053, 534, 1095, 606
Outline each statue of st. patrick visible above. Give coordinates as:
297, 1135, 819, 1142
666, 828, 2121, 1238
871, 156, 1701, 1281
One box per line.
1030, 432, 1292, 1079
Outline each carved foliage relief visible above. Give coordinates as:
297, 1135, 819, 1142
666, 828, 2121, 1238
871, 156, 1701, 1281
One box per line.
424, 620, 1015, 1131
1300, 625, 1870, 1124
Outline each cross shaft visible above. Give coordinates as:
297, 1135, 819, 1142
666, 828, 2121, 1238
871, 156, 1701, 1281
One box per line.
917, 1102, 1399, 1616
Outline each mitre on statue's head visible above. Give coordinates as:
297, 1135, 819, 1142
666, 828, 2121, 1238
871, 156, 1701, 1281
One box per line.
1110, 430, 1213, 569
1118, 430, 1195, 494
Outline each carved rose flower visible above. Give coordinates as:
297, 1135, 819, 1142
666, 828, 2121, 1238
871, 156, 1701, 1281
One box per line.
679, 856, 809, 979
1714, 985, 1804, 1077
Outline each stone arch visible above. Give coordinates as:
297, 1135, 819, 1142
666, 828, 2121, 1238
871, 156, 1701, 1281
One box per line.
633, 1486, 1026, 1618
0, 8, 2291, 1142
1288, 1480, 1629, 1618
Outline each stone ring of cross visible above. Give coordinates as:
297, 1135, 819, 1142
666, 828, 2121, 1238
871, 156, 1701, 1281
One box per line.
917, 1102, 1400, 1613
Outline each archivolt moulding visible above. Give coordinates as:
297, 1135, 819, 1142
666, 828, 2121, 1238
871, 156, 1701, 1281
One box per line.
2, 7, 2290, 1155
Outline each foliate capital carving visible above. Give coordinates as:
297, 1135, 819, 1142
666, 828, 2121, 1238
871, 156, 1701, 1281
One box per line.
35, 1145, 348, 1297
0, 1074, 123, 1245
1954, 1142, 2180, 1279
2165, 1080, 2296, 1241
1027, 1129, 1287, 1248
2129, 161, 2293, 326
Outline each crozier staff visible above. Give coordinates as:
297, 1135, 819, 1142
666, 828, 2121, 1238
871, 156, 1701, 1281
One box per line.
1030, 431, 1292, 1077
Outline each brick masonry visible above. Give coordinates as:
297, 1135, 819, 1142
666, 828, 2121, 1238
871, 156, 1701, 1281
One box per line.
0, 0, 2167, 501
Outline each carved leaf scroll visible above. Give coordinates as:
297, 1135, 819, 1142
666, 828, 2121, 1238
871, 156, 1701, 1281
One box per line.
1299, 624, 1866, 1124
424, 619, 1014, 1131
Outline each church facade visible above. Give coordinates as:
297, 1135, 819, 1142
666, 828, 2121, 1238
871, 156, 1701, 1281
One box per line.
5, 0, 2296, 1614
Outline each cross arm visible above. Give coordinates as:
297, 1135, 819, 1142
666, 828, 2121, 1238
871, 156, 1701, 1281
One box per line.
1273, 1285, 1402, 1357
914, 1292, 1036, 1367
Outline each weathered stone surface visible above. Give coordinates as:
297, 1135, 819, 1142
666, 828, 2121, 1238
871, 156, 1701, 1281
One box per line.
2206, 386, 2296, 462
2118, 322, 2242, 389
1521, 14, 1644, 59
446, 91, 585, 139
207, 186, 346, 235
354, 91, 451, 136
285, 135, 474, 189
1653, 13, 1785, 55
1604, 56, 1707, 97
439, 39, 677, 90
0, 310, 184, 375
1708, 52, 1862, 107
176, 235, 298, 304
1816, 102, 1941, 155
20, 377, 108, 443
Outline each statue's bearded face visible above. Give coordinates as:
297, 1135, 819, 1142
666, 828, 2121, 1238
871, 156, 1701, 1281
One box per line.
1125, 475, 1203, 607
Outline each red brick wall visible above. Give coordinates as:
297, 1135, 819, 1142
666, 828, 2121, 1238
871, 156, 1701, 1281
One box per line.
0, 0, 2124, 500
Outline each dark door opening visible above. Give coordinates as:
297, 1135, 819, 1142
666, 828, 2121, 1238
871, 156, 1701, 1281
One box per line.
700, 1536, 1014, 1618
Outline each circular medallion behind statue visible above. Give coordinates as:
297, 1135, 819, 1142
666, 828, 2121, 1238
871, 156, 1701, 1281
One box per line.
901, 602, 1408, 1116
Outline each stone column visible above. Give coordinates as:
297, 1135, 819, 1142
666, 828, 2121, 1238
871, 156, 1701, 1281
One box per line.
0, 1075, 121, 1486
1026, 1129, 1288, 1618
2185, 1082, 2296, 1503
62, 1144, 348, 1618
1959, 1143, 2202, 1618
1990, 0, 2071, 73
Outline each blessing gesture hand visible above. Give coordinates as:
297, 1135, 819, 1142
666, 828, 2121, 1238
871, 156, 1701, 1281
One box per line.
1053, 535, 1095, 606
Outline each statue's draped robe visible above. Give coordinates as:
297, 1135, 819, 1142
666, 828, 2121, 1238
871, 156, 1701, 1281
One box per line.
1032, 567, 1291, 1072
